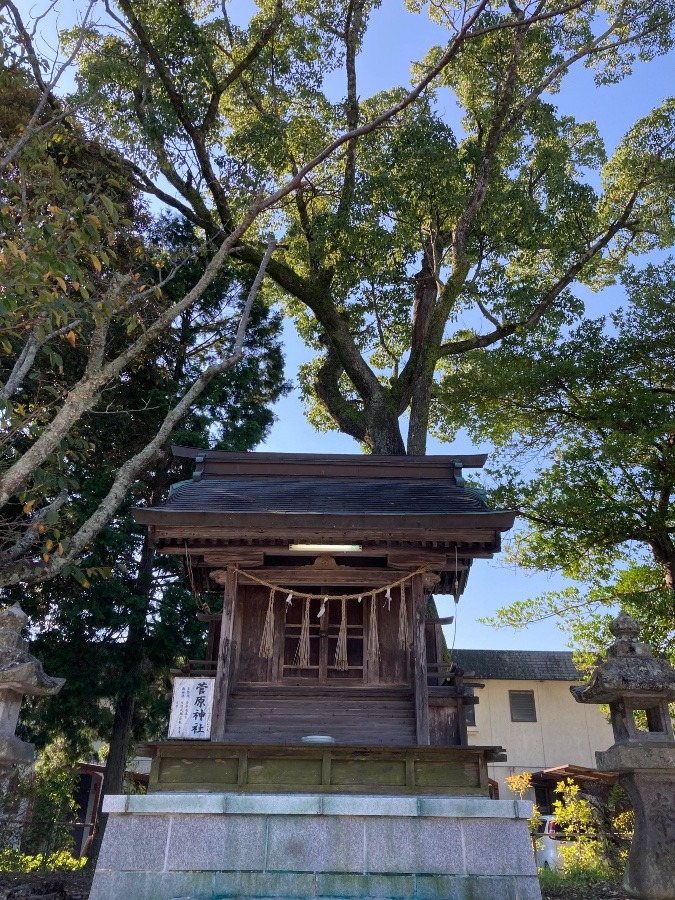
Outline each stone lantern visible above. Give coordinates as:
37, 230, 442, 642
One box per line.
0, 603, 65, 773
571, 611, 675, 900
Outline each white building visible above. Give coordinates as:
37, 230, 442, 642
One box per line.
451, 649, 615, 806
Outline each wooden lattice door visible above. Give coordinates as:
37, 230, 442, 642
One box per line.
282, 595, 364, 682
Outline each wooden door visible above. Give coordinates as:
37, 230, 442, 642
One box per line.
282, 595, 364, 682
326, 597, 364, 681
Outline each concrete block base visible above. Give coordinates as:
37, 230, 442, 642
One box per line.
90, 793, 541, 900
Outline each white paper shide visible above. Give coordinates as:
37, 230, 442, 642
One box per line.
168, 677, 215, 739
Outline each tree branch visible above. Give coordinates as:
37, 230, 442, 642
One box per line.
438, 190, 641, 358
335, 0, 365, 224
0, 490, 68, 565
314, 345, 368, 444
0, 240, 277, 586
0, 0, 97, 171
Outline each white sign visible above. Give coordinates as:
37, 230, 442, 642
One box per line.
168, 677, 215, 740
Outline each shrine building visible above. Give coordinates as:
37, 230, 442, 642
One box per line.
89, 449, 543, 900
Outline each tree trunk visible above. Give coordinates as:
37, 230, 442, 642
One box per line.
406, 376, 432, 456
662, 555, 675, 594
403, 236, 441, 456
314, 340, 407, 455
364, 399, 406, 455
86, 532, 157, 865
87, 691, 136, 865
649, 539, 675, 597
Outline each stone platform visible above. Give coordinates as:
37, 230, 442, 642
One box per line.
90, 793, 541, 900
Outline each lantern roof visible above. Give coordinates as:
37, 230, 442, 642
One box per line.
572, 613, 675, 705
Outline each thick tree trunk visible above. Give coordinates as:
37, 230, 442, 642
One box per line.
315, 340, 407, 455
649, 539, 675, 595
403, 237, 441, 456
364, 400, 406, 455
406, 377, 432, 456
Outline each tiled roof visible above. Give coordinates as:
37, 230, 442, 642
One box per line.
451, 649, 582, 681
159, 477, 491, 516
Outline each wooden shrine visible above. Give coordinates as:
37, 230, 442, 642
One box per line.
135, 448, 516, 795
90, 450, 542, 900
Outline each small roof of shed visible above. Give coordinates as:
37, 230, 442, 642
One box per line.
452, 650, 582, 682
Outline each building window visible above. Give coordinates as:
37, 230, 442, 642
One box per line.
509, 690, 537, 722
465, 701, 476, 727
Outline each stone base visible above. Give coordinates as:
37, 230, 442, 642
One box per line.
90, 793, 541, 900
0, 734, 34, 767
596, 746, 675, 900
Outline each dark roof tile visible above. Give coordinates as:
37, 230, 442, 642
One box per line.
159, 477, 490, 516
451, 649, 581, 681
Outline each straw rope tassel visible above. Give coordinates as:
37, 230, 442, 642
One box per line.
367, 592, 380, 664
259, 588, 275, 659
398, 583, 410, 650
295, 597, 311, 667
335, 598, 348, 671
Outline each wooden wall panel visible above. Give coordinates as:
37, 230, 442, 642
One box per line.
428, 703, 460, 747
148, 742, 492, 796
376, 593, 409, 685
236, 585, 273, 683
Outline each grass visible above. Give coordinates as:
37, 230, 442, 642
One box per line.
539, 865, 626, 899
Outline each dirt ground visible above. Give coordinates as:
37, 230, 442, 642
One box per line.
0, 872, 630, 900
540, 882, 628, 899
0, 873, 92, 900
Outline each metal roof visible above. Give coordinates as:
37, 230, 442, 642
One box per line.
157, 477, 491, 516
452, 649, 582, 681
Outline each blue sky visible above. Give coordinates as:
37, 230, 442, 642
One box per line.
17, 0, 673, 651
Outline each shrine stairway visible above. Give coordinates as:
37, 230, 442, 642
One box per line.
223, 684, 417, 745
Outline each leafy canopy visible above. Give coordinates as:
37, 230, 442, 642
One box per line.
62, 0, 675, 454
434, 259, 675, 661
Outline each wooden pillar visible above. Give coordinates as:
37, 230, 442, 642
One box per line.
211, 566, 238, 742
455, 669, 469, 747
411, 573, 430, 745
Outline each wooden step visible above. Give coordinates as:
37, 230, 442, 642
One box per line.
224, 685, 416, 746
228, 707, 413, 713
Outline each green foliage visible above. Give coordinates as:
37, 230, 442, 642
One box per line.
550, 780, 619, 881
7, 214, 288, 757
607, 785, 634, 867
436, 258, 675, 659
504, 771, 540, 834
56, 0, 675, 454
0, 850, 86, 873
0, 47, 152, 587
23, 739, 79, 828
0, 739, 80, 861
0, 58, 140, 550
537, 864, 619, 893
553, 779, 597, 838
0, 7, 295, 588
507, 774, 632, 884
0, 60, 135, 342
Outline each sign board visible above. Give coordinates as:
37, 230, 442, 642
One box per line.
168, 677, 215, 740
